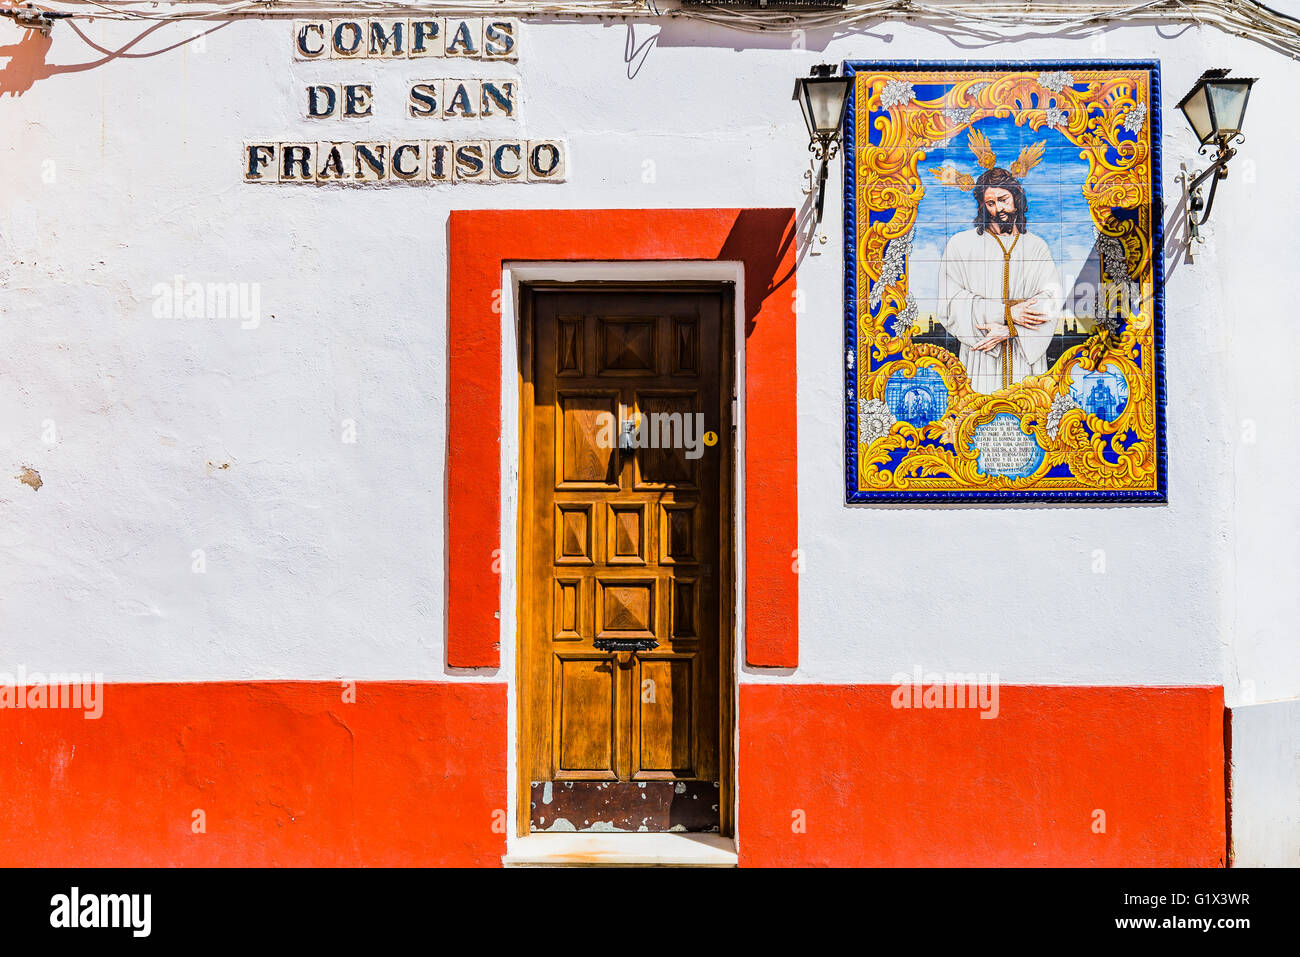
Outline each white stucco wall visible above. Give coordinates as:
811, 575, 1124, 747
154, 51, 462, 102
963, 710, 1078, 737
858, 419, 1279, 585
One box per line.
0, 13, 1295, 697
1230, 700, 1300, 866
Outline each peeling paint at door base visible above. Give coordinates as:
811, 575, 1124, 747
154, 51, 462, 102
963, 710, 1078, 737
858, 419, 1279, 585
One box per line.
530, 780, 720, 833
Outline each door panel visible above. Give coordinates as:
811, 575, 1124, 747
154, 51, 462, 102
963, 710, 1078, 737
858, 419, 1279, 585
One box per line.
554, 655, 618, 779
633, 655, 695, 777
635, 392, 699, 487
557, 393, 618, 487
520, 284, 732, 834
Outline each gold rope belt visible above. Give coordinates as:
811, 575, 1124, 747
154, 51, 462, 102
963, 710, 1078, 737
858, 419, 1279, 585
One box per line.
992, 230, 1021, 391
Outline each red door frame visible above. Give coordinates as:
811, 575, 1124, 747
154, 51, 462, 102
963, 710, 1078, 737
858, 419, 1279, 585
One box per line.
446, 208, 800, 669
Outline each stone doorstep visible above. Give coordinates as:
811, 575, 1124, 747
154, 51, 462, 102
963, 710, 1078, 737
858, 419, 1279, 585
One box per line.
503, 832, 737, 868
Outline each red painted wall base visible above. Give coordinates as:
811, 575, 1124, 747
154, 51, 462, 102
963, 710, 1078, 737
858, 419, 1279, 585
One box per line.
738, 684, 1227, 867
0, 682, 1225, 866
0, 682, 507, 867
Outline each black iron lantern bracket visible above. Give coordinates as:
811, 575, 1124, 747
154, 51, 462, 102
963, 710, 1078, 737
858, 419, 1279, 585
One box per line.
1186, 134, 1244, 242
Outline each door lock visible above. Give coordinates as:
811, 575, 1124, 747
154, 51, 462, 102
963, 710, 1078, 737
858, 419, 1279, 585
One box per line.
618, 418, 639, 451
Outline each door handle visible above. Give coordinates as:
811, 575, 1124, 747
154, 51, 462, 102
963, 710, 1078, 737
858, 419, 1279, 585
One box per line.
614, 412, 638, 477
594, 638, 659, 669
593, 638, 659, 653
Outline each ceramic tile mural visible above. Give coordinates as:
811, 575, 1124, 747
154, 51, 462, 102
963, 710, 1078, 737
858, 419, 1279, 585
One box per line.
843, 61, 1166, 503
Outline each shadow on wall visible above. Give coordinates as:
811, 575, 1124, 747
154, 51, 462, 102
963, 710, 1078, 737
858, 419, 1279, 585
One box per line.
0, 9, 1217, 100
719, 207, 801, 338
638, 11, 1207, 55
0, 25, 51, 95
0, 19, 232, 97
1164, 167, 1198, 278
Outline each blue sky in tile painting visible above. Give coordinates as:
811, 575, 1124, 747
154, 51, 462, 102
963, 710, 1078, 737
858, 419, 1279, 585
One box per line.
906, 114, 1098, 312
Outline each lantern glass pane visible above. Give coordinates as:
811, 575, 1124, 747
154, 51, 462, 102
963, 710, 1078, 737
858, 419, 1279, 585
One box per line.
829, 77, 853, 131
1180, 86, 1214, 144
1207, 80, 1251, 135
806, 78, 849, 134
790, 81, 811, 136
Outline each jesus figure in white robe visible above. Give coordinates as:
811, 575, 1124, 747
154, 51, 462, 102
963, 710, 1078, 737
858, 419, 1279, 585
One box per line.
937, 169, 1065, 394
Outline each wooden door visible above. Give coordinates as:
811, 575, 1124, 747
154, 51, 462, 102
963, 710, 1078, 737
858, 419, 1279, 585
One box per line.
519, 283, 733, 835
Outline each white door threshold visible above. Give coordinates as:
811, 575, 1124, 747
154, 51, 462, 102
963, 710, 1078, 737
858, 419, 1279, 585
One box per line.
503, 832, 737, 867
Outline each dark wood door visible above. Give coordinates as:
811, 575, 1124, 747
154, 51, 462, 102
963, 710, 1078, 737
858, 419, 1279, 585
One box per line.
520, 284, 733, 834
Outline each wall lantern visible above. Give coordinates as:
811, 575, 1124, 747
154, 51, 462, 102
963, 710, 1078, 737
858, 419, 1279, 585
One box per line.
793, 64, 853, 228
1177, 68, 1257, 242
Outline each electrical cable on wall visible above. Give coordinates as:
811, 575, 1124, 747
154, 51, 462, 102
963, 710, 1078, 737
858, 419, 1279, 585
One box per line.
4, 0, 1300, 58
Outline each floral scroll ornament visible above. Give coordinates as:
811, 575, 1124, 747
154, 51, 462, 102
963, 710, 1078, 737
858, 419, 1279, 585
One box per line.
1123, 103, 1147, 133
1092, 312, 1121, 336
1046, 393, 1082, 440
894, 297, 919, 337
1037, 70, 1076, 92
870, 227, 915, 310
880, 80, 916, 110
1097, 233, 1131, 282
858, 398, 896, 447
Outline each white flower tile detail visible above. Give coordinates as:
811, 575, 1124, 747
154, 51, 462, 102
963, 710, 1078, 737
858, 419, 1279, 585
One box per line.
1047, 393, 1082, 440
893, 297, 918, 336
1097, 232, 1131, 282
880, 80, 915, 111
870, 227, 915, 309
1122, 103, 1147, 133
1037, 71, 1076, 93
858, 398, 897, 447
